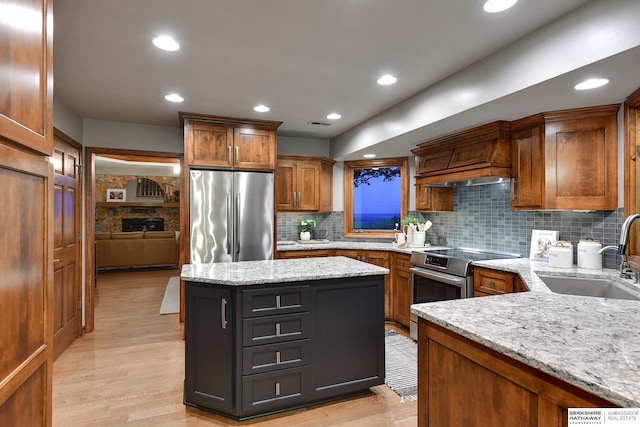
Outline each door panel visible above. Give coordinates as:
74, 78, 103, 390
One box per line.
52, 132, 82, 360
236, 172, 274, 261
190, 170, 233, 263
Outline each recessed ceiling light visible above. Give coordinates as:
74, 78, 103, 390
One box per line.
326, 113, 342, 120
152, 35, 180, 51
483, 0, 517, 13
253, 105, 270, 113
574, 78, 610, 91
377, 74, 397, 86
164, 93, 184, 103
363, 154, 376, 158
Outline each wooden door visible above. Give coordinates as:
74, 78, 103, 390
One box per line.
296, 161, 320, 211
393, 254, 411, 327
275, 158, 296, 211
52, 131, 82, 360
233, 128, 276, 170
624, 88, 640, 267
0, 0, 54, 425
185, 122, 233, 168
511, 115, 544, 210
544, 105, 618, 210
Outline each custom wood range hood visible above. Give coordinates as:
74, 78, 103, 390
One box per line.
412, 121, 511, 187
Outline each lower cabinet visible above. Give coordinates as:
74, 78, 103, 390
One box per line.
334, 250, 392, 319
184, 276, 385, 420
184, 285, 234, 413
473, 266, 528, 297
417, 319, 616, 427
392, 253, 411, 327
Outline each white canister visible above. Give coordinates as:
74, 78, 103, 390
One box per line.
548, 241, 573, 268
577, 239, 603, 270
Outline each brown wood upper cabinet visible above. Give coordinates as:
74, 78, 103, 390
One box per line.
415, 183, 453, 212
624, 88, 640, 268
180, 112, 282, 170
511, 105, 619, 210
412, 121, 512, 184
275, 155, 335, 212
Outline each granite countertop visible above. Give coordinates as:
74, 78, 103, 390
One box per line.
276, 240, 446, 255
411, 258, 640, 407
181, 256, 390, 286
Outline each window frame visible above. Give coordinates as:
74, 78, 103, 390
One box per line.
343, 157, 408, 238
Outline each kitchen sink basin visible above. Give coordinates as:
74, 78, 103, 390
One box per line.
537, 275, 640, 301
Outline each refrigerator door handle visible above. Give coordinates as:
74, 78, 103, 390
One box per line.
226, 192, 232, 255
235, 193, 241, 257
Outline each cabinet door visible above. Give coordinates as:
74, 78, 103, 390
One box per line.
312, 277, 385, 400
511, 124, 544, 209
415, 184, 453, 212
233, 128, 276, 170
361, 252, 391, 319
296, 161, 321, 211
275, 158, 296, 210
184, 284, 234, 413
544, 109, 617, 210
185, 122, 234, 168
393, 254, 412, 327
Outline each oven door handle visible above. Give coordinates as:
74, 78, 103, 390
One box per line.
409, 267, 466, 287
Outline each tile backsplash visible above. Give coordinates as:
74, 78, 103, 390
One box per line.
277, 182, 625, 270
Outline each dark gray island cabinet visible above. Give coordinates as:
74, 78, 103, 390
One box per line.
182, 257, 388, 420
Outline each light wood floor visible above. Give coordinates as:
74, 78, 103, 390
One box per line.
52, 269, 417, 426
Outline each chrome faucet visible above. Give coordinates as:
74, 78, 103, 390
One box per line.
616, 214, 640, 279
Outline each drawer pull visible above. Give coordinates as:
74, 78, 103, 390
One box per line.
275, 381, 281, 396
276, 351, 281, 364
489, 279, 494, 289
276, 295, 281, 309
275, 323, 281, 336
221, 298, 228, 329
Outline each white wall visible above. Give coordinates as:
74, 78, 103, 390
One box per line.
277, 135, 330, 157
83, 118, 183, 153
330, 0, 640, 160
53, 98, 84, 143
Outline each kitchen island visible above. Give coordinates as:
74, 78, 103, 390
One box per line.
181, 256, 389, 420
411, 259, 640, 426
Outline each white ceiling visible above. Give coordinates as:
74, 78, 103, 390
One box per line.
53, 0, 640, 160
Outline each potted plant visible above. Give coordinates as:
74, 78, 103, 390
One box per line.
401, 215, 420, 244
297, 219, 316, 241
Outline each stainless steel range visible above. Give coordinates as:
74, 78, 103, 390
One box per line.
409, 247, 521, 339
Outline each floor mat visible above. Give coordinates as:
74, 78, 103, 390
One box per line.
159, 277, 179, 315
385, 330, 418, 401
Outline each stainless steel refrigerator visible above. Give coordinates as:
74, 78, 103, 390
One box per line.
189, 169, 274, 263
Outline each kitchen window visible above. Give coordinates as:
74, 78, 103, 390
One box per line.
343, 157, 408, 238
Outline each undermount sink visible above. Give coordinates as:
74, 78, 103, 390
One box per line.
537, 275, 640, 301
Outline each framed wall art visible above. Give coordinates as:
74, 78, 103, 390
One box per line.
106, 188, 126, 202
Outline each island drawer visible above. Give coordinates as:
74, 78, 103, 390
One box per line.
242, 285, 310, 318
243, 313, 310, 347
242, 339, 310, 375
242, 366, 310, 414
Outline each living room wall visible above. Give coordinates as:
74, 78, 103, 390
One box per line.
95, 174, 180, 233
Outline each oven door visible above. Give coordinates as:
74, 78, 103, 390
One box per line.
408, 267, 467, 340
